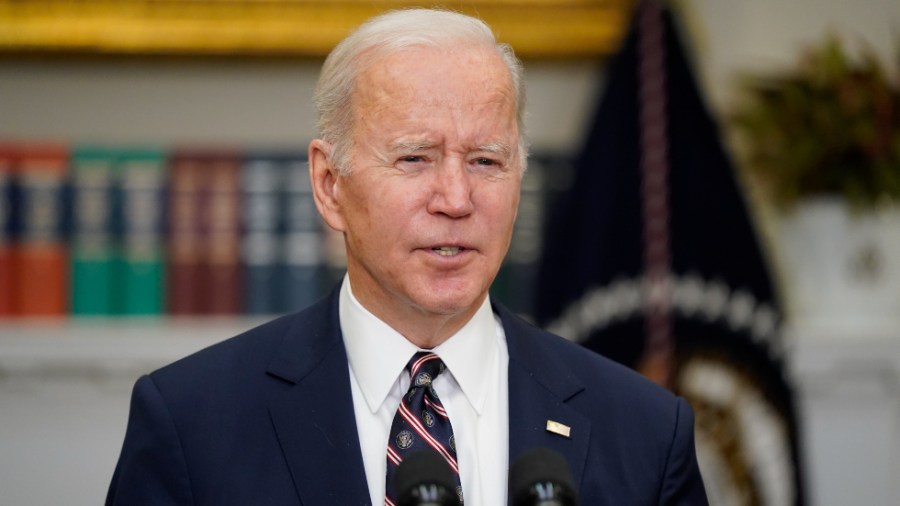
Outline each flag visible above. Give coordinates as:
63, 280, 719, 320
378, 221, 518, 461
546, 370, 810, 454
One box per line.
534, 1, 805, 504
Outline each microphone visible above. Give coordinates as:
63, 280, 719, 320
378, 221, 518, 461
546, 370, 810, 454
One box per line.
509, 447, 578, 506
393, 451, 459, 506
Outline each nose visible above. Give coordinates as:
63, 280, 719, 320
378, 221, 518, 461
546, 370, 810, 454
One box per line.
427, 160, 474, 218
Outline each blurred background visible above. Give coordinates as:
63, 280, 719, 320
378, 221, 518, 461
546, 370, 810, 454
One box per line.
1, 0, 899, 504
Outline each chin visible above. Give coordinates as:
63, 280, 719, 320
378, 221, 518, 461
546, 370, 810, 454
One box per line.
413, 286, 484, 317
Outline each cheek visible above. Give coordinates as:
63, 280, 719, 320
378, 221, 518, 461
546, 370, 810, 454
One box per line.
340, 179, 377, 222
486, 186, 520, 222
500, 192, 522, 239
346, 185, 413, 242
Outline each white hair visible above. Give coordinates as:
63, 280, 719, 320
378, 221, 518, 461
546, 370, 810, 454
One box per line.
313, 8, 528, 175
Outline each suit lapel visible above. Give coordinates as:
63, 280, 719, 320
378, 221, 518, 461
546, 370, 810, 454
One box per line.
266, 290, 371, 505
262, 293, 593, 504
499, 304, 591, 492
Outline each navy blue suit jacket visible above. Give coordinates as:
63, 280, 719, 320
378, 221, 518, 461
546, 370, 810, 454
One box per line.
107, 289, 707, 505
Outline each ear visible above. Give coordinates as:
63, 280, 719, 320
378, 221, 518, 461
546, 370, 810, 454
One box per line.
308, 138, 347, 232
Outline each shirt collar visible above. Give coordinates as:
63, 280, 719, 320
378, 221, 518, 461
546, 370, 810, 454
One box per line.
339, 276, 497, 415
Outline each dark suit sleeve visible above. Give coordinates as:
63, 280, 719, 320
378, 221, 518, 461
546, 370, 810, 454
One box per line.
659, 397, 709, 505
106, 374, 194, 506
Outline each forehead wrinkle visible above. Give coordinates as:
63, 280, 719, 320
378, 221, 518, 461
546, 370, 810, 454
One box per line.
360, 45, 513, 109
352, 44, 519, 161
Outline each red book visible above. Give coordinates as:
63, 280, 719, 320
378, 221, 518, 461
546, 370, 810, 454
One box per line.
13, 144, 69, 316
0, 144, 15, 315
166, 151, 205, 315
202, 154, 243, 314
166, 149, 243, 315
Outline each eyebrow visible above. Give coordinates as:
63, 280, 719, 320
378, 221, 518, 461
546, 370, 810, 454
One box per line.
475, 142, 513, 158
389, 140, 435, 153
388, 140, 513, 158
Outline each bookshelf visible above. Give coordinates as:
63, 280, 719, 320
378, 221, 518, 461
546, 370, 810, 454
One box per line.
0, 316, 273, 506
0, 317, 271, 381
0, 147, 565, 323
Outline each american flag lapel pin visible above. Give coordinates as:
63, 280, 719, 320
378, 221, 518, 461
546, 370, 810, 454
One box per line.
546, 420, 571, 438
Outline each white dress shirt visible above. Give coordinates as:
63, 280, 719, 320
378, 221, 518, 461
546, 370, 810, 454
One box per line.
339, 277, 509, 506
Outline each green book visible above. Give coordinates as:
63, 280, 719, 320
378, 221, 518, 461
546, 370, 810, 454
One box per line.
70, 146, 118, 315
116, 148, 166, 315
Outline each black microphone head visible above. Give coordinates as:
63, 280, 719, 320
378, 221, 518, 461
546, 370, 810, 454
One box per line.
509, 447, 578, 506
394, 451, 459, 506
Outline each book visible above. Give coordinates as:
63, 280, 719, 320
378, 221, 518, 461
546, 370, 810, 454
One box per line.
70, 146, 118, 315
503, 157, 548, 319
12, 143, 69, 316
167, 149, 243, 315
0, 144, 14, 315
241, 153, 286, 314
280, 155, 325, 313
117, 148, 166, 315
166, 150, 205, 315
202, 152, 243, 314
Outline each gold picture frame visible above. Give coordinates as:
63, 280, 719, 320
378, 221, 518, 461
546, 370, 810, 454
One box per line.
0, 0, 634, 58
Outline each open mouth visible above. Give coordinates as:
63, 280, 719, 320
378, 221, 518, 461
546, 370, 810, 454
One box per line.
432, 246, 465, 257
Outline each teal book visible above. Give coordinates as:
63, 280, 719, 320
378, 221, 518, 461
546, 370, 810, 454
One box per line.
70, 146, 118, 315
116, 148, 166, 315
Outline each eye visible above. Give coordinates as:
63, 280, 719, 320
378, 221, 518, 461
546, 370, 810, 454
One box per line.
470, 157, 505, 172
395, 154, 432, 173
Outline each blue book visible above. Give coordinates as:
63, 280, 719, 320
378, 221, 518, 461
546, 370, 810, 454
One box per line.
279, 154, 326, 313
241, 153, 286, 314
502, 158, 548, 319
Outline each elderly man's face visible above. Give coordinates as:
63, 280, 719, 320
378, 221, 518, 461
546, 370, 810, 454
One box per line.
326, 43, 522, 330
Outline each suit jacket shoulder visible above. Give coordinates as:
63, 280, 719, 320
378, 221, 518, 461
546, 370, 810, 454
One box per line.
498, 303, 708, 505
108, 291, 372, 506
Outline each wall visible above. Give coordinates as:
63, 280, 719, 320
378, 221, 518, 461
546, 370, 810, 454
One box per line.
0, 58, 602, 154
2, 1, 900, 505
683, 0, 900, 112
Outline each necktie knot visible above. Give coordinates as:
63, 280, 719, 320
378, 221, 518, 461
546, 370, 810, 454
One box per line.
407, 351, 446, 388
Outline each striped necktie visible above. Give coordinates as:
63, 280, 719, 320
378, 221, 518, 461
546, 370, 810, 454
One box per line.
385, 351, 462, 505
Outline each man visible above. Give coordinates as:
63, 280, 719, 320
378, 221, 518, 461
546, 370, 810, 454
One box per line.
106, 8, 707, 506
